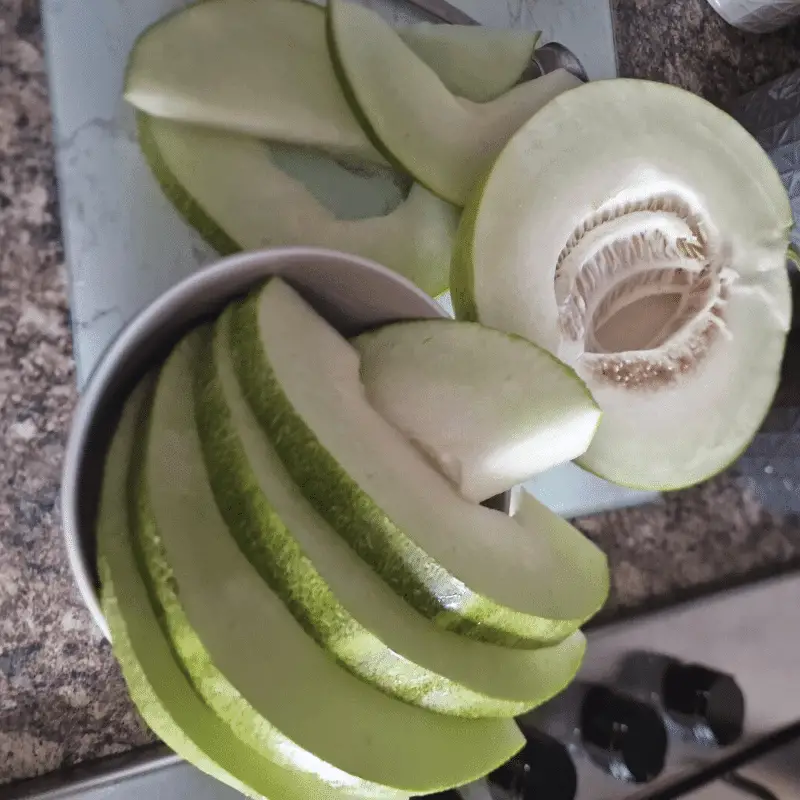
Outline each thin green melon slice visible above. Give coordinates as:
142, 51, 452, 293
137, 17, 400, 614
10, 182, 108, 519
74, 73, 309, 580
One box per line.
97, 380, 368, 800
125, 0, 384, 163
194, 307, 586, 717
230, 279, 609, 647
397, 24, 540, 103
143, 331, 523, 794
137, 113, 456, 297
354, 319, 601, 502
453, 79, 793, 490
327, 0, 581, 205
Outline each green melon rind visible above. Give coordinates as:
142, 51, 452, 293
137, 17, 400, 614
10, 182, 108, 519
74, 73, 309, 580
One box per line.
137, 111, 239, 255
450, 177, 486, 321
98, 380, 360, 800
195, 307, 587, 717
324, 7, 417, 183
128, 331, 401, 800
229, 286, 600, 647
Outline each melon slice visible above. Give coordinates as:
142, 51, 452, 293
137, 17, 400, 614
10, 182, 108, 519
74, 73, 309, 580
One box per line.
397, 24, 540, 103
453, 79, 792, 490
140, 331, 523, 794
230, 279, 609, 647
125, 0, 384, 163
193, 308, 586, 717
327, 0, 581, 205
97, 380, 370, 800
138, 113, 457, 297
354, 319, 600, 502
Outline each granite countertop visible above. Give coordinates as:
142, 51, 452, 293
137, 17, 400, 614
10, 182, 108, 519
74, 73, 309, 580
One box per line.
1, 0, 800, 786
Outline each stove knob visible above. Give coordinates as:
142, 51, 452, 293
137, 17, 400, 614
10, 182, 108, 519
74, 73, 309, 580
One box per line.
580, 686, 667, 783
662, 662, 745, 746
488, 729, 577, 800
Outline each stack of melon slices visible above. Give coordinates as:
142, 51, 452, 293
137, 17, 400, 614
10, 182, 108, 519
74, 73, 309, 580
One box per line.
124, 0, 579, 297
110, 1, 794, 793
100, 279, 609, 799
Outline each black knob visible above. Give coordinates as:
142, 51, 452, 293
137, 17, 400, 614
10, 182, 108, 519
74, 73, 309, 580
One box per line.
488, 729, 577, 800
580, 686, 667, 784
662, 662, 745, 747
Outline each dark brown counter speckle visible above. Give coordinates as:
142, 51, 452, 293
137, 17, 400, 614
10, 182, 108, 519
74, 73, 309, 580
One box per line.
1, 0, 800, 786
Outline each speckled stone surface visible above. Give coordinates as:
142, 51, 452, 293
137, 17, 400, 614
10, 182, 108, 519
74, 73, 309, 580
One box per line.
612, 0, 800, 105
1, 0, 800, 787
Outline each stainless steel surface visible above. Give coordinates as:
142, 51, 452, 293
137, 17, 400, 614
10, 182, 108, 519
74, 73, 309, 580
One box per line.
0, 747, 229, 800
524, 42, 590, 83
521, 571, 800, 799
403, 0, 478, 24
60, 247, 449, 638
402, 0, 591, 83
4, 575, 798, 799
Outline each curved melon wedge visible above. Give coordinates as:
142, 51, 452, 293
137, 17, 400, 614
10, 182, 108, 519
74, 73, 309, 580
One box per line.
453, 79, 792, 490
230, 279, 609, 647
397, 24, 540, 103
143, 332, 524, 794
354, 319, 601, 502
193, 308, 587, 718
138, 113, 457, 297
125, 0, 384, 163
97, 381, 375, 800
327, 0, 581, 205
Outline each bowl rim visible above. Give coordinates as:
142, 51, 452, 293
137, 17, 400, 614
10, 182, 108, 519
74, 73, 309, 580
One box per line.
61, 246, 446, 638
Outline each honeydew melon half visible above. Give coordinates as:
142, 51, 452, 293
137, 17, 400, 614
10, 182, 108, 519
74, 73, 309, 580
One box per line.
193, 306, 587, 718
138, 113, 457, 297
97, 380, 372, 800
327, 0, 582, 205
453, 79, 793, 490
354, 319, 601, 502
230, 279, 609, 647
396, 24, 541, 103
140, 331, 524, 795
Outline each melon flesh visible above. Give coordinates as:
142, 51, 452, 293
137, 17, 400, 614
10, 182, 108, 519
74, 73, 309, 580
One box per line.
354, 319, 600, 502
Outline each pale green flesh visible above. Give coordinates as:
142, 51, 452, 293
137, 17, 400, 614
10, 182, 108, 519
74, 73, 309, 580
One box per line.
397, 24, 540, 103
125, 0, 384, 163
454, 79, 792, 490
194, 307, 586, 717
328, 0, 581, 205
145, 332, 523, 793
230, 279, 609, 647
138, 113, 456, 297
97, 381, 364, 800
354, 319, 601, 502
